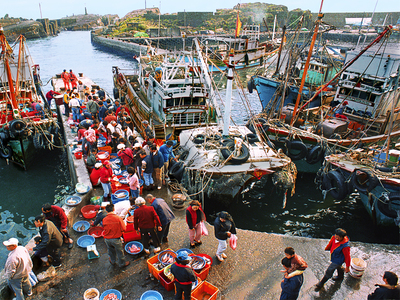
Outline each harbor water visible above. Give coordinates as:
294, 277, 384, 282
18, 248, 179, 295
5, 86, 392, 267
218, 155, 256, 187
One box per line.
0, 31, 398, 267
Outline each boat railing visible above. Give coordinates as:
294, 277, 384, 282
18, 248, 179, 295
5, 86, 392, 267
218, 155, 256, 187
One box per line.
339, 79, 381, 93
166, 111, 207, 127
162, 86, 207, 97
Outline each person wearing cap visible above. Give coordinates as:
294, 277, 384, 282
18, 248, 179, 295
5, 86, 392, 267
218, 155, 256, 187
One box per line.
42, 203, 74, 249
117, 143, 134, 170
133, 197, 162, 254
33, 215, 63, 268
3, 238, 33, 300
159, 140, 178, 185
102, 204, 130, 268
145, 194, 175, 243
126, 167, 140, 199
170, 250, 197, 300
214, 211, 237, 262
186, 200, 206, 248
99, 160, 113, 201
315, 228, 350, 290
90, 162, 103, 186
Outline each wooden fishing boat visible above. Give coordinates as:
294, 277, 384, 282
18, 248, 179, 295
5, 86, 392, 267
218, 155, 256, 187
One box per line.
0, 27, 61, 169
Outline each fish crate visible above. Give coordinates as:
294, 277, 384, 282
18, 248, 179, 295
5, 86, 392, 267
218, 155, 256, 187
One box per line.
122, 230, 141, 243
194, 263, 211, 281
159, 271, 175, 291
191, 281, 219, 300
147, 251, 169, 280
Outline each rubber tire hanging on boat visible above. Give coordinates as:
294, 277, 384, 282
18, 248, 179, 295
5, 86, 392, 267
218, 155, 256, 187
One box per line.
113, 87, 119, 99
33, 133, 44, 149
286, 141, 308, 161
0, 145, 13, 159
169, 161, 185, 182
247, 79, 255, 94
9, 119, 26, 137
377, 193, 400, 219
306, 144, 325, 164
220, 141, 250, 164
350, 169, 379, 194
245, 133, 259, 144
42, 130, 52, 146
246, 118, 268, 134
322, 170, 348, 200
193, 134, 205, 144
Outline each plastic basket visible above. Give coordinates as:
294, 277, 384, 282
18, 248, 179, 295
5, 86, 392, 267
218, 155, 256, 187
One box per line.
147, 252, 168, 280
159, 271, 175, 291
81, 205, 98, 219
90, 196, 103, 205
194, 263, 211, 281
74, 152, 82, 159
191, 281, 219, 300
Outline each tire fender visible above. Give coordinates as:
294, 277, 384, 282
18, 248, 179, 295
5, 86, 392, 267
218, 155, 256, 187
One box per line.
245, 133, 259, 144
287, 141, 308, 161
306, 144, 325, 164
220, 141, 250, 164
351, 169, 379, 194
322, 170, 348, 200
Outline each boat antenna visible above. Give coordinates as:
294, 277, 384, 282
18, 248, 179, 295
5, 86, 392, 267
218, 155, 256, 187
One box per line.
222, 50, 234, 136
290, 0, 325, 126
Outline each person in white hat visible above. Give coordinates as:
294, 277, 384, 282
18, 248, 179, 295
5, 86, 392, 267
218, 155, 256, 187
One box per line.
117, 143, 134, 170
3, 238, 33, 299
90, 162, 103, 186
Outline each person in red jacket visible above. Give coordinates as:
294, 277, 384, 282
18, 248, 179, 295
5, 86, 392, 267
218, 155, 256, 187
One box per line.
69, 70, 78, 89
315, 228, 351, 290
42, 203, 74, 249
61, 69, 71, 90
99, 160, 113, 201
133, 197, 162, 254
117, 144, 134, 170
90, 162, 103, 186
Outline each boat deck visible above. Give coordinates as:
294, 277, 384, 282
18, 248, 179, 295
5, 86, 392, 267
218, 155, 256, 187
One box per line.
51, 73, 97, 93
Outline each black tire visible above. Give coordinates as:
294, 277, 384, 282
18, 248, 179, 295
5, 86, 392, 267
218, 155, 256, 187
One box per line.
351, 169, 379, 194
287, 141, 308, 161
245, 133, 259, 144
322, 170, 348, 200
375, 166, 393, 173
9, 119, 26, 137
220, 141, 250, 164
113, 87, 119, 99
42, 130, 52, 146
247, 79, 255, 93
33, 133, 44, 149
220, 138, 234, 146
0, 131, 10, 141
277, 137, 291, 155
193, 134, 205, 144
377, 193, 400, 219
169, 158, 176, 170
53, 126, 62, 146
306, 145, 325, 164
179, 150, 189, 161
247, 118, 268, 134
169, 161, 185, 182
0, 145, 13, 159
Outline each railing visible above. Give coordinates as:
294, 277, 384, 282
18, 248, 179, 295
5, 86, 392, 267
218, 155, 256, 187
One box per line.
339, 80, 381, 93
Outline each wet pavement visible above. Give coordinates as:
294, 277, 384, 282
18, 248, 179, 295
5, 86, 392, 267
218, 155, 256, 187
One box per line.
22, 183, 400, 300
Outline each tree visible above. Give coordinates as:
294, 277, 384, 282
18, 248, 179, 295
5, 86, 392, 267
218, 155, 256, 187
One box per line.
4, 14, 9, 19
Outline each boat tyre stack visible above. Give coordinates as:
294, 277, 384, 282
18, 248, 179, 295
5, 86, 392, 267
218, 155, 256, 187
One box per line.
277, 138, 308, 161
322, 170, 348, 200
50, 123, 62, 146
169, 161, 185, 182
220, 139, 250, 164
171, 193, 186, 210
42, 130, 52, 147
0, 131, 13, 159
245, 133, 259, 144
246, 118, 268, 134
9, 119, 27, 138
377, 192, 400, 219
247, 78, 256, 93
350, 169, 379, 194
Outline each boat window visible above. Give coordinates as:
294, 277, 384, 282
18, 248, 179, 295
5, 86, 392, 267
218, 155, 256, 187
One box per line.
184, 98, 191, 105
166, 98, 174, 107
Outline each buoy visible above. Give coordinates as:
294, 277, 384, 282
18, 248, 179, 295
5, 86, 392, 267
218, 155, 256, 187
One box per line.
349, 257, 367, 279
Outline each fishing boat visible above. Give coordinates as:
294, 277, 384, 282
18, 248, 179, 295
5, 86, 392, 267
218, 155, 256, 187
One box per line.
202, 24, 278, 72
112, 39, 220, 141
0, 27, 61, 169
174, 48, 296, 201
246, 15, 397, 173
317, 147, 400, 227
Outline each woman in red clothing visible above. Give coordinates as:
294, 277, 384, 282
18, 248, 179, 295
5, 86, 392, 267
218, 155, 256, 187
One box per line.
185, 200, 205, 248
99, 160, 113, 201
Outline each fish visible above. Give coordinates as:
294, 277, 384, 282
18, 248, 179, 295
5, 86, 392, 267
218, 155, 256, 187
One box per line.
128, 244, 141, 253
103, 293, 118, 300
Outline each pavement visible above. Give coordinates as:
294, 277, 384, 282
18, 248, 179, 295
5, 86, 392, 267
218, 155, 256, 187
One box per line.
23, 185, 400, 300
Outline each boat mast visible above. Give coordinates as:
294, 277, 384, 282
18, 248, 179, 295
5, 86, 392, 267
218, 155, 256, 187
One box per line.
15, 35, 25, 98
223, 50, 234, 136
290, 0, 325, 125
0, 28, 20, 118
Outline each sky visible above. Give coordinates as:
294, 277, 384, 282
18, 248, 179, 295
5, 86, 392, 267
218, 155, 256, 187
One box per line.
2, 0, 400, 20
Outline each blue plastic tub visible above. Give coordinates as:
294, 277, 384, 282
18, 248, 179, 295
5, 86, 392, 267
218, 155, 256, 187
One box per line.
177, 248, 193, 254
77, 235, 95, 248
125, 241, 143, 255
111, 189, 129, 204
73, 221, 90, 233
140, 290, 163, 300
65, 195, 82, 207
100, 289, 122, 300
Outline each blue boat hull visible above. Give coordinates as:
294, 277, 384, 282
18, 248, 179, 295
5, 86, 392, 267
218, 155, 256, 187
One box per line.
252, 75, 322, 113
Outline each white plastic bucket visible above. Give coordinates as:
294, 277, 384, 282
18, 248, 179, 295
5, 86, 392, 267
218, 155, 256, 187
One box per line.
84, 288, 99, 300
349, 257, 367, 278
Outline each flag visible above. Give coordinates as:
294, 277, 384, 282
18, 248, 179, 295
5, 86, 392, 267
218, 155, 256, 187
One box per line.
235, 11, 242, 38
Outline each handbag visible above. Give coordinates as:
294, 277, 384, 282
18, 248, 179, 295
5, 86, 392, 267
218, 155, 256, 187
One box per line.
200, 221, 208, 236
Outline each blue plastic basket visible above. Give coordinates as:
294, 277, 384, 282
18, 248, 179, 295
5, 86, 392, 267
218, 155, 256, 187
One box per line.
100, 289, 122, 300
73, 221, 90, 233
77, 235, 95, 248
140, 290, 163, 300
177, 248, 193, 254
111, 189, 129, 204
65, 195, 82, 207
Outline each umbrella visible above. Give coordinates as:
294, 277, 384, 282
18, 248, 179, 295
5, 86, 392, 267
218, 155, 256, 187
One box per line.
134, 32, 149, 37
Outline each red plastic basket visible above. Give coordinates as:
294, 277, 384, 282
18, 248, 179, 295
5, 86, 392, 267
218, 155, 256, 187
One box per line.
194, 263, 210, 281
191, 281, 219, 300
81, 205, 98, 219
159, 271, 175, 291
87, 226, 104, 238
74, 152, 82, 159
147, 254, 165, 280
